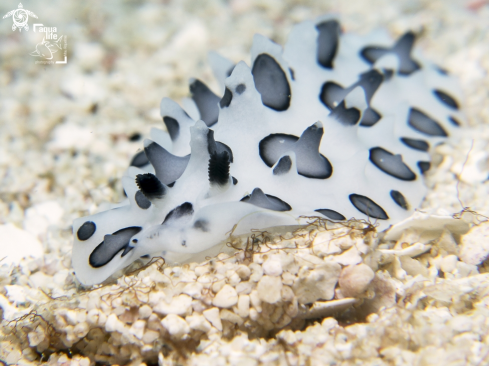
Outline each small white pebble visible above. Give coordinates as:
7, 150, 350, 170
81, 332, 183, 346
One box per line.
441, 254, 459, 273
213, 284, 238, 308
143, 329, 160, 344
139, 305, 153, 319
236, 265, 251, 280
236, 294, 250, 318
186, 313, 211, 332
73, 322, 89, 339
161, 314, 190, 339
105, 314, 124, 333
203, 307, 223, 331
257, 275, 282, 304
129, 320, 146, 339
262, 257, 283, 277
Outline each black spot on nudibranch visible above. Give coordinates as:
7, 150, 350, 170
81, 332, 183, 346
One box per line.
129, 132, 141, 142
320, 70, 384, 127
136, 173, 166, 200
236, 84, 246, 94
163, 202, 194, 224
259, 133, 298, 167
259, 122, 332, 179
273, 155, 292, 175
163, 116, 180, 141
289, 68, 295, 80
400, 137, 429, 152
193, 219, 209, 232
356, 70, 384, 103
329, 101, 361, 126
408, 108, 448, 137
349, 194, 389, 220
360, 32, 420, 75
144, 142, 190, 185
369, 147, 416, 181
89, 227, 143, 268
252, 54, 291, 111
232, 177, 238, 185
319, 82, 346, 110
77, 221, 96, 241
208, 151, 230, 186
448, 116, 461, 127
390, 190, 409, 210
135, 190, 152, 209
359, 108, 382, 127
433, 90, 459, 110
130, 150, 149, 168
316, 19, 340, 69
189, 79, 220, 127
220, 88, 233, 108
241, 188, 291, 211
315, 209, 346, 221
418, 161, 431, 174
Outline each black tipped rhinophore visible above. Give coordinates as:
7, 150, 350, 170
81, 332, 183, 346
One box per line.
433, 90, 459, 110
136, 173, 166, 200
273, 155, 292, 175
252, 54, 291, 111
361, 31, 420, 75
369, 147, 416, 181
315, 209, 346, 221
144, 142, 190, 185
349, 194, 389, 220
220, 88, 233, 108
329, 101, 361, 126
316, 20, 340, 69
163, 116, 180, 141
359, 108, 382, 127
259, 123, 332, 179
77, 221, 96, 241
241, 188, 292, 211
209, 151, 230, 186
189, 79, 220, 127
130, 150, 149, 168
400, 137, 429, 152
135, 190, 152, 209
408, 108, 448, 137
163, 202, 194, 224
390, 190, 409, 210
207, 129, 234, 162
89, 227, 143, 268
418, 161, 431, 174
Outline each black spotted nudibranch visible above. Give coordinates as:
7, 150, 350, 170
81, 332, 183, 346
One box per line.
72, 17, 464, 286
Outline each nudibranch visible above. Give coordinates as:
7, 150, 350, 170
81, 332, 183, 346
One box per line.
72, 17, 464, 286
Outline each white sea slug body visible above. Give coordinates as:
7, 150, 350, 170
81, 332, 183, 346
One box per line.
72, 17, 464, 286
